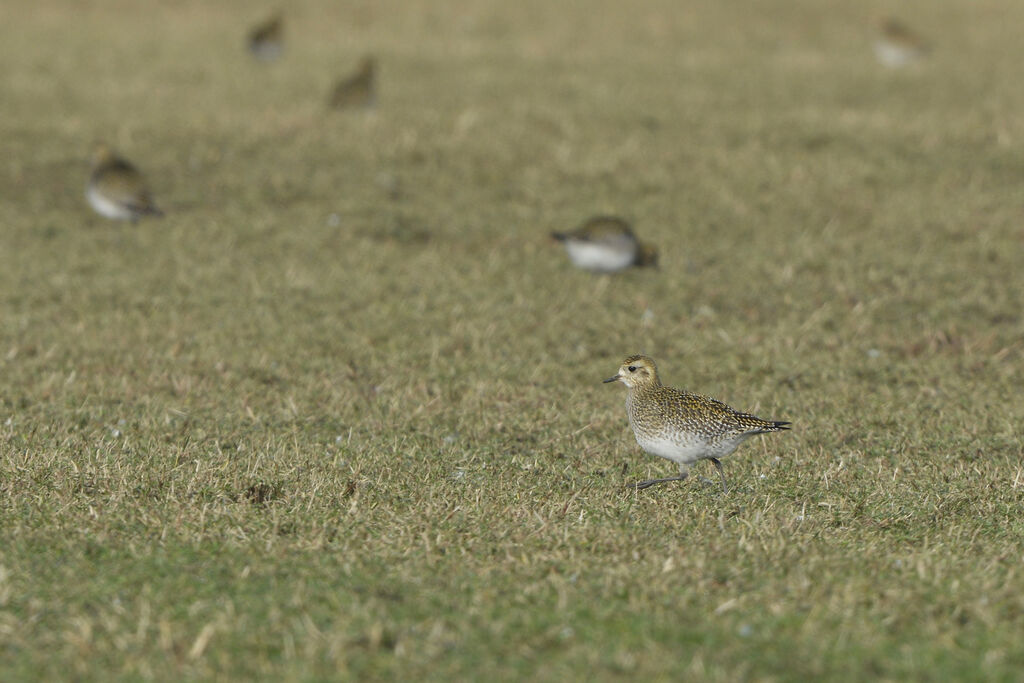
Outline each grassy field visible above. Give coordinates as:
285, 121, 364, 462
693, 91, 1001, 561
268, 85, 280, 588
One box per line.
2, 0, 1024, 679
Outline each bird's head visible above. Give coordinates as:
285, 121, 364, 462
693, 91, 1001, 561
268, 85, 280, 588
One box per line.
603, 354, 660, 389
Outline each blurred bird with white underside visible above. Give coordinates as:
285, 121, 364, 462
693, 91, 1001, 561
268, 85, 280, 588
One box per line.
874, 17, 929, 68
248, 12, 284, 62
86, 143, 163, 222
552, 216, 657, 273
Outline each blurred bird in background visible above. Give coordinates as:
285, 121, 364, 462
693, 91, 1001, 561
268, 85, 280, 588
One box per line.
86, 143, 163, 222
874, 17, 929, 68
330, 56, 377, 110
552, 216, 658, 273
248, 12, 284, 62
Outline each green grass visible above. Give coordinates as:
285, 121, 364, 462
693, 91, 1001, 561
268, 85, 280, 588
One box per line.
2, 0, 1024, 679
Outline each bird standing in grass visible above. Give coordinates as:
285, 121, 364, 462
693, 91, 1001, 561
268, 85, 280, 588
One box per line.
552, 216, 658, 273
86, 143, 163, 222
248, 13, 284, 62
330, 56, 377, 110
604, 355, 790, 492
873, 17, 928, 68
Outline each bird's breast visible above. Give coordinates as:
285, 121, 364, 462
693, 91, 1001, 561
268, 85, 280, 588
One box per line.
564, 240, 637, 272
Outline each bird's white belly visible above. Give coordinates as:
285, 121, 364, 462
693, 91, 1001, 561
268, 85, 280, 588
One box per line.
565, 241, 635, 272
634, 430, 750, 465
634, 432, 706, 465
251, 43, 283, 61
874, 41, 919, 67
86, 186, 133, 220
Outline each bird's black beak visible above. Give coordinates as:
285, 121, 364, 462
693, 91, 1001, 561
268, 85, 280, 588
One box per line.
602, 375, 620, 384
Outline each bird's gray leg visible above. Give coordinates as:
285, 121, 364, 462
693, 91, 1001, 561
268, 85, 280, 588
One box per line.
709, 458, 728, 493
632, 469, 688, 490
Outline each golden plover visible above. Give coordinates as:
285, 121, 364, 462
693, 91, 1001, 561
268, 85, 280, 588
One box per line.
248, 13, 284, 62
873, 17, 928, 68
330, 56, 377, 110
552, 216, 658, 273
604, 355, 790, 492
86, 143, 163, 222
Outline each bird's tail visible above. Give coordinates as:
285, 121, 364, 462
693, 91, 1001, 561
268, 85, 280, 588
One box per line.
550, 232, 568, 242
762, 421, 791, 432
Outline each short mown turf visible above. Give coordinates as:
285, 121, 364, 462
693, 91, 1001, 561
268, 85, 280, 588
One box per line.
2, 0, 1023, 679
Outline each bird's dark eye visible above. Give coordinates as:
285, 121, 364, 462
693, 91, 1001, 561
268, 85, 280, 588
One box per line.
627, 366, 637, 372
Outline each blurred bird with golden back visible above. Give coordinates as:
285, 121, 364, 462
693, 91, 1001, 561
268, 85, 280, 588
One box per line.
86, 143, 163, 222
248, 12, 284, 62
330, 56, 377, 110
874, 17, 929, 68
604, 355, 790, 492
552, 216, 658, 273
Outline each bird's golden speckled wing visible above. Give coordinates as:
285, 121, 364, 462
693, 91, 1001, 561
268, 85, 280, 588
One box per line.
577, 216, 634, 241
659, 386, 779, 435
93, 160, 159, 213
